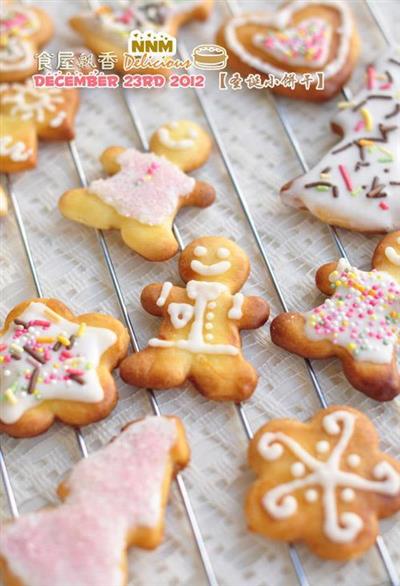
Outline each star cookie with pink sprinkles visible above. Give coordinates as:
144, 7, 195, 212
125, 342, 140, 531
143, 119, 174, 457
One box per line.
271, 233, 400, 401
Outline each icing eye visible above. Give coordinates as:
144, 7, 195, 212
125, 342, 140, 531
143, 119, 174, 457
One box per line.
217, 247, 230, 259
194, 246, 207, 257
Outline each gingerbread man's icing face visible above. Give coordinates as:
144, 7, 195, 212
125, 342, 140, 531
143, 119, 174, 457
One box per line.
281, 47, 400, 232
179, 237, 250, 292
246, 407, 400, 560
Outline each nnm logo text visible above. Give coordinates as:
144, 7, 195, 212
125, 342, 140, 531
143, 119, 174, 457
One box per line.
128, 30, 176, 58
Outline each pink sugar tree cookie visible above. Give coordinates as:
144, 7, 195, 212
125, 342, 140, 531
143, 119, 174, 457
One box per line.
0, 416, 190, 586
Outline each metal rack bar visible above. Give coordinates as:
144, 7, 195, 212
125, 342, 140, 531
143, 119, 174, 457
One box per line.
120, 85, 310, 586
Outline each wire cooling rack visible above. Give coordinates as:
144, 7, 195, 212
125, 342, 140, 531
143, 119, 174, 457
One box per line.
1, 1, 399, 585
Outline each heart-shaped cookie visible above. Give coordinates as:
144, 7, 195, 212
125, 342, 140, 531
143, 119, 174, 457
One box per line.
216, 1, 360, 101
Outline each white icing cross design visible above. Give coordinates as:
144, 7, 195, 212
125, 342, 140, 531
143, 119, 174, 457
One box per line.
258, 410, 400, 543
0, 82, 65, 124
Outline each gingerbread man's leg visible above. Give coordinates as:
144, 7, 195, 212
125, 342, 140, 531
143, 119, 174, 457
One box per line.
119, 219, 180, 262
120, 347, 192, 390
190, 354, 258, 401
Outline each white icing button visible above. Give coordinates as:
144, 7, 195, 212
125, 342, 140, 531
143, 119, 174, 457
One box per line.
206, 312, 215, 320
291, 462, 306, 477
347, 454, 361, 468
341, 488, 355, 502
208, 302, 216, 309
194, 246, 207, 257
205, 334, 214, 341
305, 489, 318, 503
205, 323, 213, 330
316, 440, 330, 454
217, 247, 230, 259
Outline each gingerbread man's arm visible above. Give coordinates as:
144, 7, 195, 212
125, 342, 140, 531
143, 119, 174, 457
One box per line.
141, 283, 187, 317
233, 295, 270, 330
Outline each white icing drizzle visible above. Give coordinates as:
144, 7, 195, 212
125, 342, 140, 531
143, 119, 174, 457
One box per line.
191, 259, 231, 276
305, 489, 318, 503
156, 281, 173, 307
149, 280, 240, 355
258, 410, 400, 543
0, 82, 65, 123
157, 125, 198, 150
217, 247, 230, 259
0, 37, 34, 72
0, 302, 117, 424
228, 293, 244, 320
385, 237, 400, 266
224, 1, 352, 79
316, 440, 330, 454
347, 454, 360, 468
0, 136, 32, 162
49, 110, 67, 128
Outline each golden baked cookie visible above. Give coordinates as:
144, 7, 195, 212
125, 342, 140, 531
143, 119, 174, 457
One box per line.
59, 146, 216, 262
0, 184, 8, 216
0, 3, 53, 83
271, 233, 400, 401
149, 120, 212, 172
0, 416, 190, 586
246, 406, 400, 560
280, 48, 400, 232
0, 298, 129, 437
372, 230, 400, 284
120, 236, 270, 401
216, 1, 360, 101
70, 0, 214, 77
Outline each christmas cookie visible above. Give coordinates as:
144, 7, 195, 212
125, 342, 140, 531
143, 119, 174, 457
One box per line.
0, 81, 79, 173
271, 235, 400, 401
0, 3, 53, 83
246, 406, 400, 560
0, 298, 129, 438
0, 416, 190, 586
216, 1, 360, 101
120, 237, 270, 401
70, 0, 214, 77
59, 147, 216, 262
149, 120, 212, 172
281, 48, 400, 232
0, 184, 8, 216
372, 230, 400, 284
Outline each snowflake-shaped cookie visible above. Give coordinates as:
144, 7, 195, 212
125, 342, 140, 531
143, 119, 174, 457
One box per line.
247, 406, 400, 560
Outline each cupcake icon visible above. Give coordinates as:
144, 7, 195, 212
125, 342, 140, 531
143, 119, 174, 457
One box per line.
192, 44, 228, 70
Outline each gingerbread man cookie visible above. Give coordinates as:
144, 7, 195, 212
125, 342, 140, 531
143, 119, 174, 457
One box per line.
216, 1, 360, 101
246, 406, 400, 560
281, 48, 400, 231
70, 0, 214, 77
120, 237, 270, 401
0, 416, 190, 586
0, 298, 129, 437
59, 147, 216, 261
0, 81, 79, 173
271, 233, 400, 401
149, 120, 212, 172
0, 2, 53, 83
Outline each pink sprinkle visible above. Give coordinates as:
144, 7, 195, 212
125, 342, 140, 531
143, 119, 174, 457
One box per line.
354, 120, 364, 132
367, 65, 376, 90
379, 202, 389, 210
0, 344, 7, 352
29, 320, 50, 328
379, 82, 392, 90
338, 164, 353, 191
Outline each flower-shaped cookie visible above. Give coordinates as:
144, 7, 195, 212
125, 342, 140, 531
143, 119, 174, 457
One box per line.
0, 81, 79, 173
246, 406, 400, 560
59, 147, 216, 261
217, 0, 360, 101
0, 416, 190, 586
0, 298, 129, 437
120, 236, 270, 401
0, 3, 53, 82
271, 232, 400, 402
